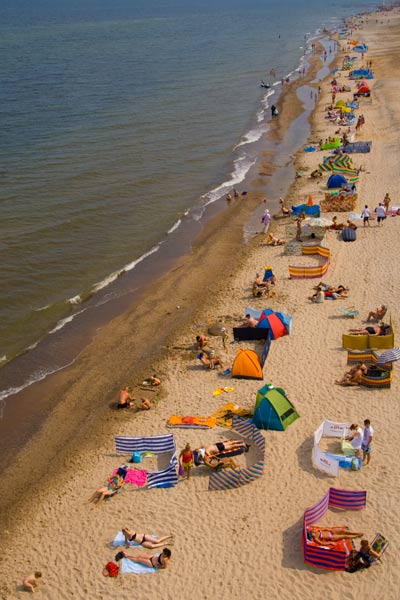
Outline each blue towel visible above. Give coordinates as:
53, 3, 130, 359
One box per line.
121, 557, 156, 574
113, 531, 156, 547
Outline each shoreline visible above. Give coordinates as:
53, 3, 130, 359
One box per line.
0, 37, 328, 479
4, 8, 400, 598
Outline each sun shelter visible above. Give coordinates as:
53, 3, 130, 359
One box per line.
208, 417, 265, 491
356, 84, 370, 96
253, 384, 299, 431
313, 421, 362, 476
291, 203, 320, 217
288, 245, 330, 279
338, 141, 371, 153
327, 173, 348, 189
303, 488, 367, 570
233, 308, 292, 341
114, 433, 178, 488
231, 348, 263, 380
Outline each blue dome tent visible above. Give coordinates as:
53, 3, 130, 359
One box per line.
327, 174, 348, 189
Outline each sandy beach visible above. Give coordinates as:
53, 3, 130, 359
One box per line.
1, 8, 400, 600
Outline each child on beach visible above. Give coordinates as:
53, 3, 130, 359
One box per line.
22, 572, 42, 593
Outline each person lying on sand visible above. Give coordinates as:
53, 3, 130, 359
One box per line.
309, 527, 363, 545
119, 547, 171, 570
121, 528, 174, 549
22, 572, 42, 593
335, 363, 367, 386
347, 219, 358, 230
86, 473, 124, 509
253, 282, 270, 298
348, 323, 389, 336
324, 285, 348, 299
118, 386, 136, 409
366, 305, 387, 322
267, 232, 285, 246
198, 351, 224, 370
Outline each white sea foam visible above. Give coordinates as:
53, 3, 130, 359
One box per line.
0, 360, 75, 402
34, 304, 50, 312
49, 308, 87, 335
68, 295, 82, 305
0, 355, 6, 363
167, 218, 182, 234
120, 244, 161, 273
200, 154, 257, 208
234, 127, 263, 148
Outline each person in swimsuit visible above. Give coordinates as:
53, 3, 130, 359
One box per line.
203, 440, 249, 456
121, 528, 173, 549
196, 334, 209, 350
121, 547, 171, 570
310, 527, 363, 545
366, 305, 387, 322
335, 363, 367, 386
348, 324, 388, 336
198, 351, 224, 370
118, 386, 136, 409
179, 443, 194, 480
86, 473, 124, 509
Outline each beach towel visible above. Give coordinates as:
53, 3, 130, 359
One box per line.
307, 526, 354, 553
121, 557, 156, 574
113, 468, 148, 487
167, 415, 216, 429
210, 402, 253, 428
113, 531, 157, 547
212, 387, 234, 396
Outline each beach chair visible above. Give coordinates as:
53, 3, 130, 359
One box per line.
338, 307, 359, 319
370, 532, 389, 561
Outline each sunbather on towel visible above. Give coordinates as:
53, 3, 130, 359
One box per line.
366, 305, 387, 322
86, 473, 124, 509
121, 528, 173, 549
121, 548, 171, 570
204, 440, 249, 456
267, 233, 285, 246
310, 527, 363, 545
348, 323, 389, 336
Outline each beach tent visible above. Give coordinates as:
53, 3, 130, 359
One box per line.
327, 173, 348, 189
253, 384, 299, 431
356, 84, 370, 96
257, 309, 289, 340
231, 348, 263, 380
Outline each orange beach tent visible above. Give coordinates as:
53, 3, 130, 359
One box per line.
231, 349, 263, 380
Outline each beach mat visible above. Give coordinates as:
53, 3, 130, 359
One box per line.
121, 557, 156, 574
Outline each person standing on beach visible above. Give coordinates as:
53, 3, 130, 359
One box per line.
383, 192, 391, 213
376, 203, 386, 226
361, 205, 370, 227
179, 443, 194, 480
362, 419, 374, 465
261, 209, 271, 234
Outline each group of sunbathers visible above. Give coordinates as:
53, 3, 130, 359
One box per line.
252, 271, 277, 298
309, 282, 349, 303
179, 439, 250, 478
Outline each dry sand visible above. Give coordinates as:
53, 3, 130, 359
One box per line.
1, 10, 400, 600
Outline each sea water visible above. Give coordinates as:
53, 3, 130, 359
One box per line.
0, 0, 378, 399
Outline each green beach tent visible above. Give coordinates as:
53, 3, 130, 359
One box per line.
253, 384, 299, 431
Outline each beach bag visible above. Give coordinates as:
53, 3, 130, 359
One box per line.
342, 227, 356, 242
103, 562, 119, 577
178, 463, 185, 477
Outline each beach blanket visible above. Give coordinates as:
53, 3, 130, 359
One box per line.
167, 415, 216, 429
307, 526, 354, 554
121, 557, 156, 574
210, 402, 252, 428
113, 468, 148, 487
113, 531, 157, 547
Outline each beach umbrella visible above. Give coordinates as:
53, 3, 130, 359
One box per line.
376, 348, 400, 365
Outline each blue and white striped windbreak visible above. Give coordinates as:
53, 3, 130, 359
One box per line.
115, 433, 178, 489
